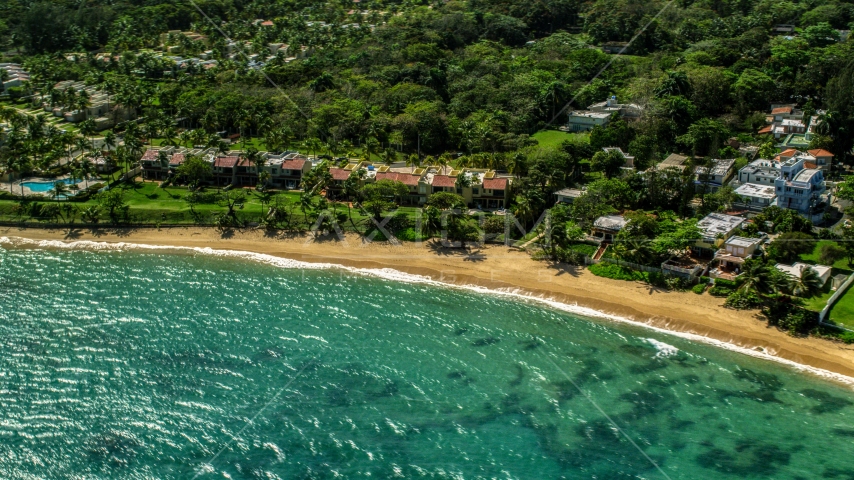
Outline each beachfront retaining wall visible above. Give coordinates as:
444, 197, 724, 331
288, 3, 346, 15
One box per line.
819, 272, 854, 325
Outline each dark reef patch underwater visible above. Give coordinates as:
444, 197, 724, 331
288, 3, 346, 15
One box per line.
1, 246, 854, 479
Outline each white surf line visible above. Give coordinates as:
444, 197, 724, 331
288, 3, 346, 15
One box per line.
3, 235, 854, 388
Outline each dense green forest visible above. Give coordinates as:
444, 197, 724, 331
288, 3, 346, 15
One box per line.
2, 0, 854, 170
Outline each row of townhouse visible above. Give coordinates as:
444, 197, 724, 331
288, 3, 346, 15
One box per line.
37, 81, 135, 129
329, 162, 511, 209
1, 63, 30, 91
140, 147, 313, 188
140, 149, 512, 208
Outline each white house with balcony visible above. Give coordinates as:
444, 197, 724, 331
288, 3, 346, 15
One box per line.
708, 236, 764, 280
774, 155, 827, 221
738, 159, 780, 186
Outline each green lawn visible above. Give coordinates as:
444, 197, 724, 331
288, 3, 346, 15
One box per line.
0, 180, 422, 229
531, 130, 590, 148
829, 284, 854, 328
799, 240, 854, 271
802, 282, 835, 312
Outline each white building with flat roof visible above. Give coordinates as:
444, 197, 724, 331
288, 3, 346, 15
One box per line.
694, 213, 745, 255
738, 159, 780, 186
565, 110, 611, 132
735, 183, 777, 208
695, 158, 735, 192
775, 262, 832, 286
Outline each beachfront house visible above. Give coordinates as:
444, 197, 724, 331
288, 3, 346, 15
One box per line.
436, 169, 509, 209
269, 154, 312, 189
710, 236, 764, 279
775, 262, 833, 287
375, 170, 426, 205
775, 154, 827, 221
592, 215, 628, 242
430, 174, 456, 194
327, 167, 354, 198
213, 155, 240, 186
693, 212, 745, 257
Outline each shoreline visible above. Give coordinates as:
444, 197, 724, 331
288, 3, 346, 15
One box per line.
4, 225, 854, 386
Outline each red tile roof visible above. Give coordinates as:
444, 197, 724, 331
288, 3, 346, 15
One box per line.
771, 106, 793, 114
757, 125, 773, 134
330, 168, 351, 181
483, 178, 508, 190
804, 162, 818, 169
282, 159, 307, 170
214, 156, 239, 168
169, 153, 185, 165
376, 172, 421, 186
431, 175, 455, 187
260, 20, 274, 26
808, 149, 833, 157
779, 148, 798, 157
141, 149, 160, 161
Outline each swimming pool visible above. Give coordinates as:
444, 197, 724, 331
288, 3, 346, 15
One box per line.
20, 179, 80, 193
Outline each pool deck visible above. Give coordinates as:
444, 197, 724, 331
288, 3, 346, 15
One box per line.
10, 176, 87, 197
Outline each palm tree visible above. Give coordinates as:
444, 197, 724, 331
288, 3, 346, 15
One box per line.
74, 136, 89, 159
405, 153, 420, 168
654, 70, 692, 98
162, 126, 178, 148
0, 149, 15, 193
300, 192, 314, 225
791, 267, 823, 298
79, 119, 97, 150
241, 147, 264, 187
738, 259, 770, 295
508, 151, 527, 178
79, 157, 95, 188
103, 130, 117, 153
178, 130, 192, 148
512, 196, 534, 228
767, 269, 793, 295
76, 90, 91, 120
51, 180, 69, 201
437, 152, 453, 172
304, 137, 322, 159
613, 237, 654, 265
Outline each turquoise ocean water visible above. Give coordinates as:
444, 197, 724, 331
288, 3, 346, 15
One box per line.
1, 242, 854, 479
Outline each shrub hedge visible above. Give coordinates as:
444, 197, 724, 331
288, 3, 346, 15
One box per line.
709, 286, 734, 297
588, 263, 648, 282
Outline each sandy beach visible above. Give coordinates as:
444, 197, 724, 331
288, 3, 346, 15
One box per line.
4, 225, 854, 381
